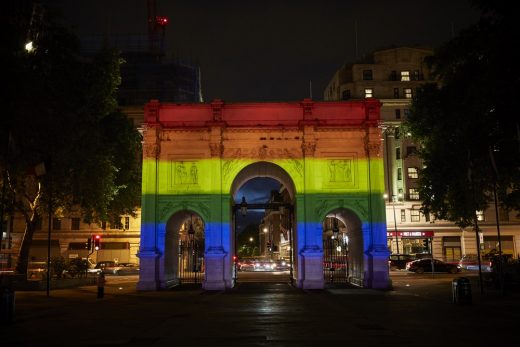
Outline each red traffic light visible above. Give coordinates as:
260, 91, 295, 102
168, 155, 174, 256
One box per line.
94, 234, 102, 250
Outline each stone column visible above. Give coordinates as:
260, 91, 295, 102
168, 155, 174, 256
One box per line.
137, 125, 162, 290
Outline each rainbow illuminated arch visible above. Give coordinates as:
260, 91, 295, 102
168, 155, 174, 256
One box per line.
137, 98, 390, 290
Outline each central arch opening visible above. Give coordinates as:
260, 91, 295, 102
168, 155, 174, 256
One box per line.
230, 162, 296, 285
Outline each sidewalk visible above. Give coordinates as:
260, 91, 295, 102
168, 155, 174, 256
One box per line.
1, 280, 519, 346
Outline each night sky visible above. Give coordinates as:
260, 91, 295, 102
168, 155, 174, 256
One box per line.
48, 1, 479, 231
52, 0, 480, 102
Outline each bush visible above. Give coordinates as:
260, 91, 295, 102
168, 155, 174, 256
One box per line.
51, 256, 67, 279
66, 258, 89, 278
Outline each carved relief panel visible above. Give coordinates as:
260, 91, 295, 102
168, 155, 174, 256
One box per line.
322, 153, 358, 189
167, 160, 201, 191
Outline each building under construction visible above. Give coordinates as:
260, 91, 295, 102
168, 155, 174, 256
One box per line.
80, 0, 203, 106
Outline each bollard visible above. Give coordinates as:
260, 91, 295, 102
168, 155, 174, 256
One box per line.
97, 272, 106, 299
452, 277, 472, 305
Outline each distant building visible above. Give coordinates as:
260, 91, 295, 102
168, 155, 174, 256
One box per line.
324, 46, 520, 262
81, 35, 203, 106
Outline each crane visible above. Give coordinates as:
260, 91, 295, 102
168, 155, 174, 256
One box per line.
147, 0, 169, 55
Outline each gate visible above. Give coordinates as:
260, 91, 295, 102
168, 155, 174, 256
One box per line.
323, 238, 349, 284
178, 240, 204, 284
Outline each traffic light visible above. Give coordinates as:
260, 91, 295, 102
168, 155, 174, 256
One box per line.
422, 238, 429, 249
86, 238, 92, 251
94, 235, 101, 250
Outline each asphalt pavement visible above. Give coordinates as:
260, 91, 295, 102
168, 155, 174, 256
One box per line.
1, 273, 519, 346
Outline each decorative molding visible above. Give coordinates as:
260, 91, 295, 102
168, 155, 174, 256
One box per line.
351, 199, 368, 220
159, 200, 210, 221
211, 99, 224, 121
366, 143, 382, 157
222, 156, 240, 182
209, 143, 223, 157
144, 143, 160, 158
301, 142, 316, 156
315, 200, 330, 219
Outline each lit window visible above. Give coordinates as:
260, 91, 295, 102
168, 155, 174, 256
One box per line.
476, 210, 485, 221
401, 71, 410, 81
363, 70, 373, 80
404, 88, 413, 99
409, 188, 420, 200
407, 167, 418, 179
410, 210, 420, 222
364, 88, 373, 98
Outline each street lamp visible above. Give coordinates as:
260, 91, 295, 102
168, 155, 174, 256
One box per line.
384, 193, 402, 254
240, 196, 247, 216
187, 215, 195, 242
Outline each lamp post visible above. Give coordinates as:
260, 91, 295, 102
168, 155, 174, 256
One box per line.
34, 161, 52, 297
384, 193, 402, 254
234, 196, 247, 286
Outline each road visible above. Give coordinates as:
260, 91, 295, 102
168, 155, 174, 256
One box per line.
1, 271, 518, 346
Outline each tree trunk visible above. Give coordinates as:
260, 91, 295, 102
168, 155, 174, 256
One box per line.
15, 211, 39, 277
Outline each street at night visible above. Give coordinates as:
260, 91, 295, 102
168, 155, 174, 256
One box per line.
2, 274, 519, 346
3, 1, 520, 346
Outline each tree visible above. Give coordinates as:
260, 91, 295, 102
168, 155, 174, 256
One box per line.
237, 223, 260, 257
406, 1, 520, 227
2, 2, 141, 276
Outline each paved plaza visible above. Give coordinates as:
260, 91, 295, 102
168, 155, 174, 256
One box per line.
1, 274, 519, 346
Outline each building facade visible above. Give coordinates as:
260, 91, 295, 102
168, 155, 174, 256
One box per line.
324, 46, 520, 262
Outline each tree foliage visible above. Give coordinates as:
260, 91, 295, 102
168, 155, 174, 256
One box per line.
406, 1, 520, 227
2, 2, 141, 275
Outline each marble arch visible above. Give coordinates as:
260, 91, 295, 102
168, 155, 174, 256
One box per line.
137, 98, 390, 290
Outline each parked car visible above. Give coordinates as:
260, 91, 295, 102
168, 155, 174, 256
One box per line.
27, 261, 47, 279
95, 261, 116, 274
458, 254, 492, 272
406, 258, 460, 274
388, 254, 415, 270
104, 263, 139, 275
